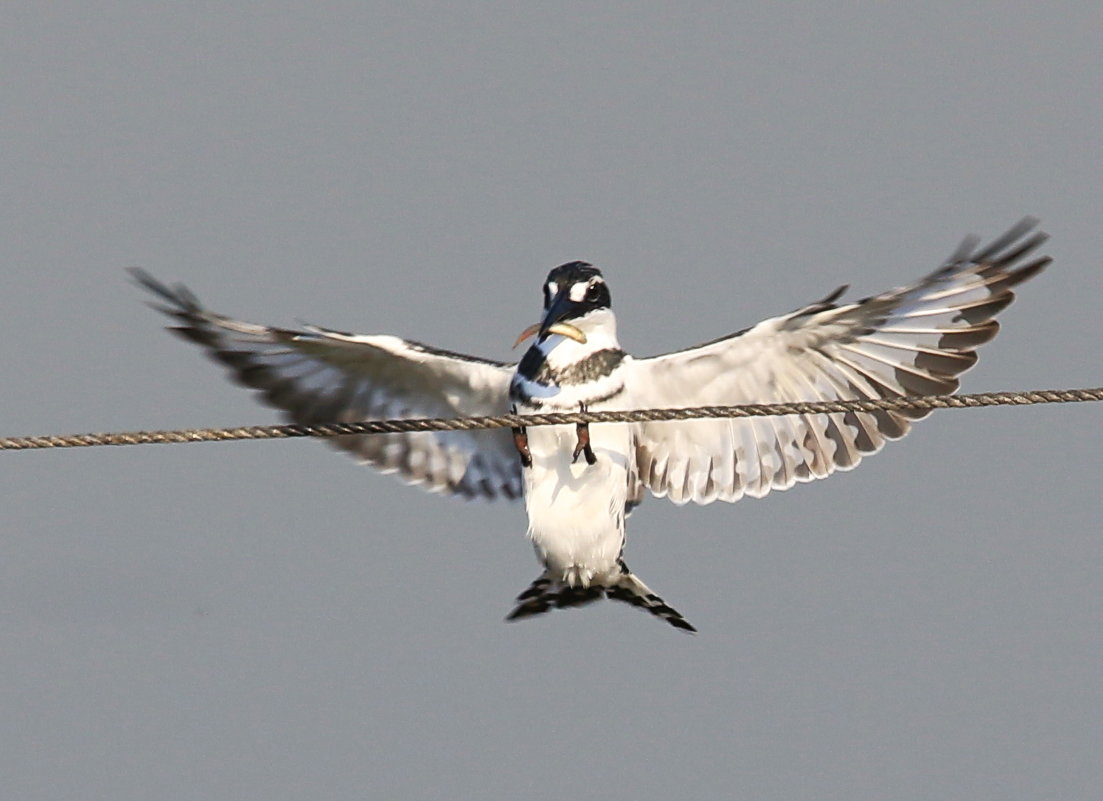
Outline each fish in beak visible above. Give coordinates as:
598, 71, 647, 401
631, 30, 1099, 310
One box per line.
512, 321, 587, 348
513, 286, 588, 348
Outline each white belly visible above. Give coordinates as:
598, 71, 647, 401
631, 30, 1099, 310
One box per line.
522, 421, 632, 587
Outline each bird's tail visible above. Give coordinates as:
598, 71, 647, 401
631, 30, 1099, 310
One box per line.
506, 564, 696, 633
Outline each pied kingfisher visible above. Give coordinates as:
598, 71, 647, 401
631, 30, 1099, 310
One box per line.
132, 219, 1048, 632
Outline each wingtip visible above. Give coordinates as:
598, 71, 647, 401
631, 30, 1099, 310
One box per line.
128, 266, 203, 312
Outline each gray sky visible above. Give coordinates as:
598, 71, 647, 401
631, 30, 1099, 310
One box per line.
3, 3, 1102, 799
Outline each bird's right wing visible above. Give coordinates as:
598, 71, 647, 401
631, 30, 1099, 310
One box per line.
628, 219, 1049, 506
132, 269, 523, 500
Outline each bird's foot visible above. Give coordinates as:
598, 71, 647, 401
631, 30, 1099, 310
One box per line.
572, 405, 597, 465
512, 425, 533, 468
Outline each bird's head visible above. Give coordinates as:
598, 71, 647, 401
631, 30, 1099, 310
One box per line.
514, 261, 615, 349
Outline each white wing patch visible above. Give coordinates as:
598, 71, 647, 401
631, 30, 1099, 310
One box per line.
630, 219, 1049, 506
132, 269, 523, 500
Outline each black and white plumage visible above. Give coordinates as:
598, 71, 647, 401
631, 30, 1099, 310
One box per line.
132, 219, 1049, 633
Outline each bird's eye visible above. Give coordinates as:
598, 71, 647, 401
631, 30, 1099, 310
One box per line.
586, 283, 602, 301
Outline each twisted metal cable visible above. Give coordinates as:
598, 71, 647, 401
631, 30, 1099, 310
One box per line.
2, 387, 1100, 452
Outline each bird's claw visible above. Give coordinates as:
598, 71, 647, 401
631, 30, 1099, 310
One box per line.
572, 421, 597, 465
512, 425, 533, 468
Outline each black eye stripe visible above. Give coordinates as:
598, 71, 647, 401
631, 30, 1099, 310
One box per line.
540, 262, 611, 311
586, 282, 610, 307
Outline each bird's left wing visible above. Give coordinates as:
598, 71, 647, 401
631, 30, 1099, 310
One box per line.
132, 269, 523, 500
627, 219, 1049, 506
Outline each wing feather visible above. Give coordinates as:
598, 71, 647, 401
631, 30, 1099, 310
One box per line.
132, 269, 522, 500
630, 219, 1049, 506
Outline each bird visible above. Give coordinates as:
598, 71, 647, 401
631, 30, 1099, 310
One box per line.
131, 219, 1048, 633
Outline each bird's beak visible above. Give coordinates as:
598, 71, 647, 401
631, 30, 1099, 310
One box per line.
513, 288, 588, 349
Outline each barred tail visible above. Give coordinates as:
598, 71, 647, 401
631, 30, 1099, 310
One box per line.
506, 565, 696, 633
606, 569, 697, 632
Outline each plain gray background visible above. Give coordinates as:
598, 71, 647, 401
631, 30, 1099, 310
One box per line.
3, 3, 1101, 799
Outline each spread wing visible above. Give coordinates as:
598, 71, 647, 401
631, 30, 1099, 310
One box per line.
131, 269, 522, 500
629, 219, 1049, 506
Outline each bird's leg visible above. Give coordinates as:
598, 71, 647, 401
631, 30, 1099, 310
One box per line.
512, 426, 532, 468
572, 403, 597, 466
511, 406, 532, 468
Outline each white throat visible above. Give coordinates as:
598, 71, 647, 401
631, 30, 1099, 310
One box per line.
538, 308, 620, 367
